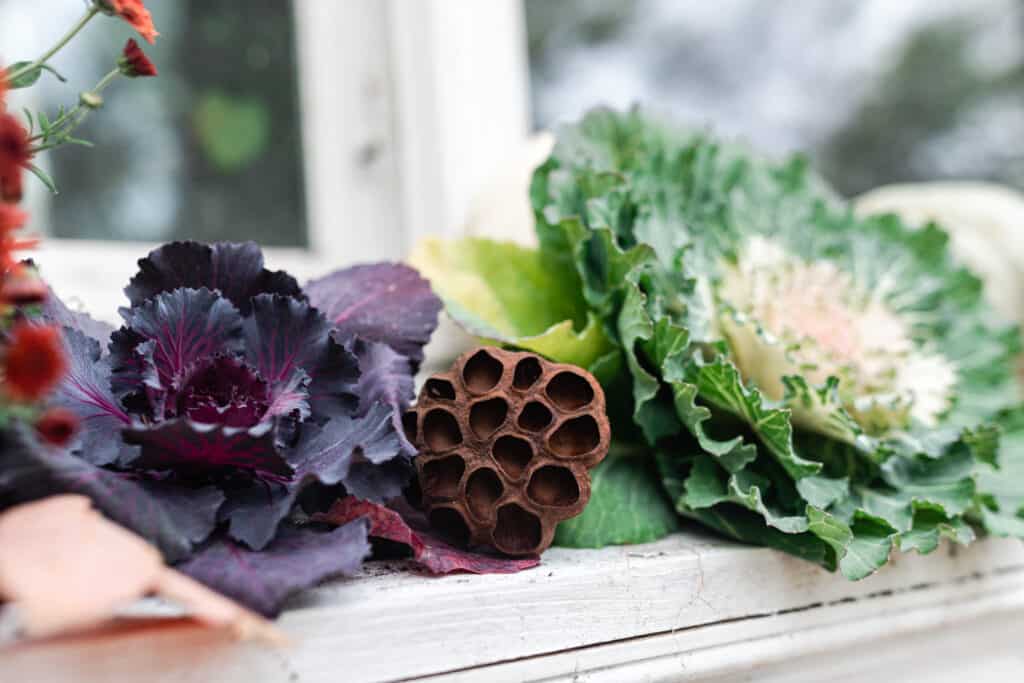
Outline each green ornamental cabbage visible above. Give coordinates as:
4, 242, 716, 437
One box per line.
413, 108, 1024, 579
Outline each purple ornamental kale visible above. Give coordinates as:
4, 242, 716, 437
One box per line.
3, 241, 441, 614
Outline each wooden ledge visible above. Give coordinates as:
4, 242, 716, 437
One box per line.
5, 529, 1024, 682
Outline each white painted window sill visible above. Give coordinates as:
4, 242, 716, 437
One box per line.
6, 530, 1024, 682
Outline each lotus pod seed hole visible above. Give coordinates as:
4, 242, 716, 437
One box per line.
513, 356, 543, 390
425, 378, 456, 400
422, 409, 462, 451
421, 455, 466, 499
518, 401, 553, 432
493, 503, 542, 555
402, 410, 418, 443
549, 415, 601, 458
463, 350, 503, 394
528, 465, 580, 507
428, 506, 471, 547
492, 435, 533, 479
469, 397, 508, 439
546, 371, 594, 410
466, 467, 503, 520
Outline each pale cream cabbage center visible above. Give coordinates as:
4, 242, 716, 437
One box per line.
717, 236, 957, 435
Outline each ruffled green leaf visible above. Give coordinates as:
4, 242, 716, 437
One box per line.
554, 448, 679, 548
424, 106, 1024, 580
681, 453, 808, 533
530, 108, 1022, 577
808, 507, 896, 580
408, 237, 613, 369
899, 502, 975, 555
679, 356, 821, 479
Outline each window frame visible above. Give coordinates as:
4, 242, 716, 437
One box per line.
34, 0, 530, 320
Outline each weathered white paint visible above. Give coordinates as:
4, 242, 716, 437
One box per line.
292, 0, 406, 266
387, 0, 531, 245
5, 531, 1024, 682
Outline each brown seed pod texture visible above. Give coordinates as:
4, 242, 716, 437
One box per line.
405, 347, 611, 556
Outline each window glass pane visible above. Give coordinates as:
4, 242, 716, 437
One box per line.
1, 0, 306, 246
525, 0, 1024, 196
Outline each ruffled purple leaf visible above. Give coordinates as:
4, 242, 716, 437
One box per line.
351, 338, 417, 454
314, 497, 540, 574
218, 479, 294, 550
111, 288, 244, 410
108, 329, 166, 418
242, 294, 339, 420
305, 263, 442, 364
221, 402, 403, 549
42, 286, 116, 349
307, 330, 361, 420
177, 355, 270, 427
177, 520, 370, 617
344, 456, 412, 502
0, 427, 223, 562
125, 241, 303, 313
53, 327, 132, 466
288, 401, 404, 476
122, 419, 291, 480
352, 339, 414, 414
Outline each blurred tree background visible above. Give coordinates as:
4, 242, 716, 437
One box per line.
526, 0, 1024, 197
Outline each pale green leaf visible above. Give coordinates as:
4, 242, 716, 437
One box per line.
409, 237, 614, 369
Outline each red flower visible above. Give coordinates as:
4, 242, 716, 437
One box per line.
3, 323, 67, 402
1, 264, 47, 305
0, 203, 27, 234
0, 203, 32, 270
104, 0, 159, 45
0, 112, 32, 202
0, 204, 33, 270
35, 407, 79, 446
119, 39, 158, 78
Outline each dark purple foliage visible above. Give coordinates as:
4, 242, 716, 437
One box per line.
350, 338, 418, 455
42, 285, 116, 349
178, 355, 271, 427
110, 287, 245, 413
109, 245, 439, 551
314, 497, 540, 575
0, 427, 223, 562
242, 294, 347, 420
178, 520, 371, 617
123, 419, 291, 479
3, 241, 442, 611
124, 241, 303, 314
305, 263, 443, 363
49, 327, 132, 466
221, 402, 401, 549
7, 241, 440, 557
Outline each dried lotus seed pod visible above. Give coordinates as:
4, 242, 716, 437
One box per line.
404, 347, 611, 556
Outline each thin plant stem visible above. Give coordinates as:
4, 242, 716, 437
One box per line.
30, 68, 121, 153
7, 6, 101, 83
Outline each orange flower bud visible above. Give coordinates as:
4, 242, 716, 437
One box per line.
0, 113, 31, 202
119, 39, 158, 78
35, 407, 79, 446
1, 264, 48, 306
100, 0, 159, 45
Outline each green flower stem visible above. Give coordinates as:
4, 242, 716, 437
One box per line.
6, 6, 101, 83
30, 68, 121, 153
